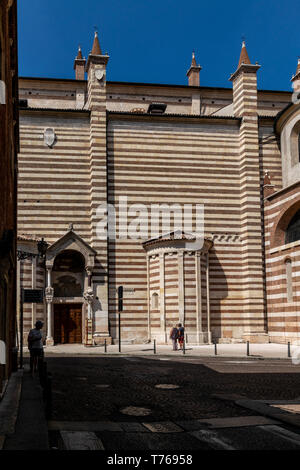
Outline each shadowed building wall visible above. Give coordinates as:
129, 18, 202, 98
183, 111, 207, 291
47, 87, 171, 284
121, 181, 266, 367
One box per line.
0, 0, 18, 396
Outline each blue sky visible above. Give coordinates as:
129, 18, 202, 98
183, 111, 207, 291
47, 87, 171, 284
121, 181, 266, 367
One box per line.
18, 0, 299, 91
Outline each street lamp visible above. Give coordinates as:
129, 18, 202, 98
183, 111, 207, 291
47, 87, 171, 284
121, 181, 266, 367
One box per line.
37, 238, 48, 259
17, 237, 48, 368
17, 237, 48, 261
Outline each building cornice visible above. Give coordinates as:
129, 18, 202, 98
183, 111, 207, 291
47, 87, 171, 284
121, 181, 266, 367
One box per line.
107, 110, 241, 124
19, 76, 87, 84
266, 180, 300, 201
19, 107, 90, 116
19, 77, 292, 96
229, 63, 260, 82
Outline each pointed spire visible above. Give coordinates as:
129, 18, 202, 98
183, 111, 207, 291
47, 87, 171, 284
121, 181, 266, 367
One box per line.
187, 52, 202, 86
74, 45, 86, 80
263, 170, 271, 186
86, 30, 109, 73
91, 31, 102, 55
191, 51, 197, 67
238, 41, 251, 68
76, 45, 83, 60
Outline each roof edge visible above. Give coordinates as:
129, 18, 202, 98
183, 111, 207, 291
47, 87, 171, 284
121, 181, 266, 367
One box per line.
107, 110, 241, 121
19, 77, 292, 95
19, 107, 90, 114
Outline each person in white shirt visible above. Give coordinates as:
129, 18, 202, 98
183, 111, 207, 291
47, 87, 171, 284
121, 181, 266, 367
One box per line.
28, 320, 44, 376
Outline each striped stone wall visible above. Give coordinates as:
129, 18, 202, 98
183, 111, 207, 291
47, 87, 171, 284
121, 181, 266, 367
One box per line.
149, 255, 160, 334
18, 111, 91, 334
107, 115, 254, 342
184, 253, 196, 330
164, 253, 179, 331
16, 61, 299, 345
18, 112, 91, 243
264, 184, 300, 343
86, 56, 110, 337
19, 258, 45, 342
231, 65, 268, 342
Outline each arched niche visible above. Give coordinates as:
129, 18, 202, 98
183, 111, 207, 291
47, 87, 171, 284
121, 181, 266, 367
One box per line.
52, 250, 85, 297
151, 292, 159, 310
46, 228, 96, 272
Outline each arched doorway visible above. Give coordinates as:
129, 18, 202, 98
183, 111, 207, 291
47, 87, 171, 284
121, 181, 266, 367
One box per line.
52, 250, 85, 344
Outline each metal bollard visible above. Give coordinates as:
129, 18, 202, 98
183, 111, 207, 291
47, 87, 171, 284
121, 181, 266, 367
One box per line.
154, 339, 156, 354
45, 373, 52, 419
214, 341, 217, 356
104, 338, 107, 353
183, 337, 186, 355
288, 341, 291, 358
247, 341, 250, 356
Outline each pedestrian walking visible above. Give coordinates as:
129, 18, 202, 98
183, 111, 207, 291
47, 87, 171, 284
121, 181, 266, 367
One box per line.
28, 320, 44, 376
169, 325, 179, 351
177, 323, 185, 350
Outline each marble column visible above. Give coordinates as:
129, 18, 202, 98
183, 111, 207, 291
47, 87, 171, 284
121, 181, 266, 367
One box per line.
195, 252, 205, 343
83, 286, 94, 347
206, 252, 212, 344
178, 251, 185, 325
85, 268, 93, 320
31, 257, 37, 328
159, 253, 166, 342
45, 267, 54, 346
83, 267, 94, 346
146, 254, 151, 340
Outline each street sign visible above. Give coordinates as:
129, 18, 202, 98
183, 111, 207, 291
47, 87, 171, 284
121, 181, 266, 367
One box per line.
22, 289, 44, 303
115, 287, 135, 293
118, 286, 123, 312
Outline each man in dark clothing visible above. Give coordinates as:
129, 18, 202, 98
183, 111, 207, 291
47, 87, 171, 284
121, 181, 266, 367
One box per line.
28, 320, 44, 376
169, 325, 179, 351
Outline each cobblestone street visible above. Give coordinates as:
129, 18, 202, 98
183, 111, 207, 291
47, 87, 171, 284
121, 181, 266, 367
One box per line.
42, 355, 300, 450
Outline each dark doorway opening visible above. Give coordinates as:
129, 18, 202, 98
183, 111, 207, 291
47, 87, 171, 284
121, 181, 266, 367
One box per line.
54, 303, 82, 344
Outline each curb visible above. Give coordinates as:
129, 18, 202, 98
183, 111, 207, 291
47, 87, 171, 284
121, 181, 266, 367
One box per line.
0, 370, 23, 449
39, 352, 293, 360
215, 393, 300, 429
235, 398, 300, 428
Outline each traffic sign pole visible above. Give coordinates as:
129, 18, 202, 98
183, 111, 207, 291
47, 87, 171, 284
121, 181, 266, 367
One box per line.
20, 288, 24, 369
118, 286, 123, 354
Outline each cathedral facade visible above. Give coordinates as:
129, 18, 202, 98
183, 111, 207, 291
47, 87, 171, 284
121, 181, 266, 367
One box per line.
17, 33, 300, 346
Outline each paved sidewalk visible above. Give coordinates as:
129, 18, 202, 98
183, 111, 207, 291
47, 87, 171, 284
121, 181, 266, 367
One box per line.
3, 366, 49, 450
34, 342, 300, 359
0, 370, 23, 449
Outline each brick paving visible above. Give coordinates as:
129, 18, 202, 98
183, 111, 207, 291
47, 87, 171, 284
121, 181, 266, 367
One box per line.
6, 356, 300, 450
46, 356, 300, 423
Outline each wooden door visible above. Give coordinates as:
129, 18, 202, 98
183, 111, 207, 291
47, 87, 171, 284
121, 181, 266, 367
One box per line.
54, 304, 82, 344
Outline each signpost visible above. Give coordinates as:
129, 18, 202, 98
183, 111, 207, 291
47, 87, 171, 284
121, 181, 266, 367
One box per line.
118, 286, 123, 353
20, 288, 44, 368
23, 289, 44, 304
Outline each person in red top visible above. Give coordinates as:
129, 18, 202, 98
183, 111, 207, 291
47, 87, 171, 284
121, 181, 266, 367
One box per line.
177, 323, 185, 350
